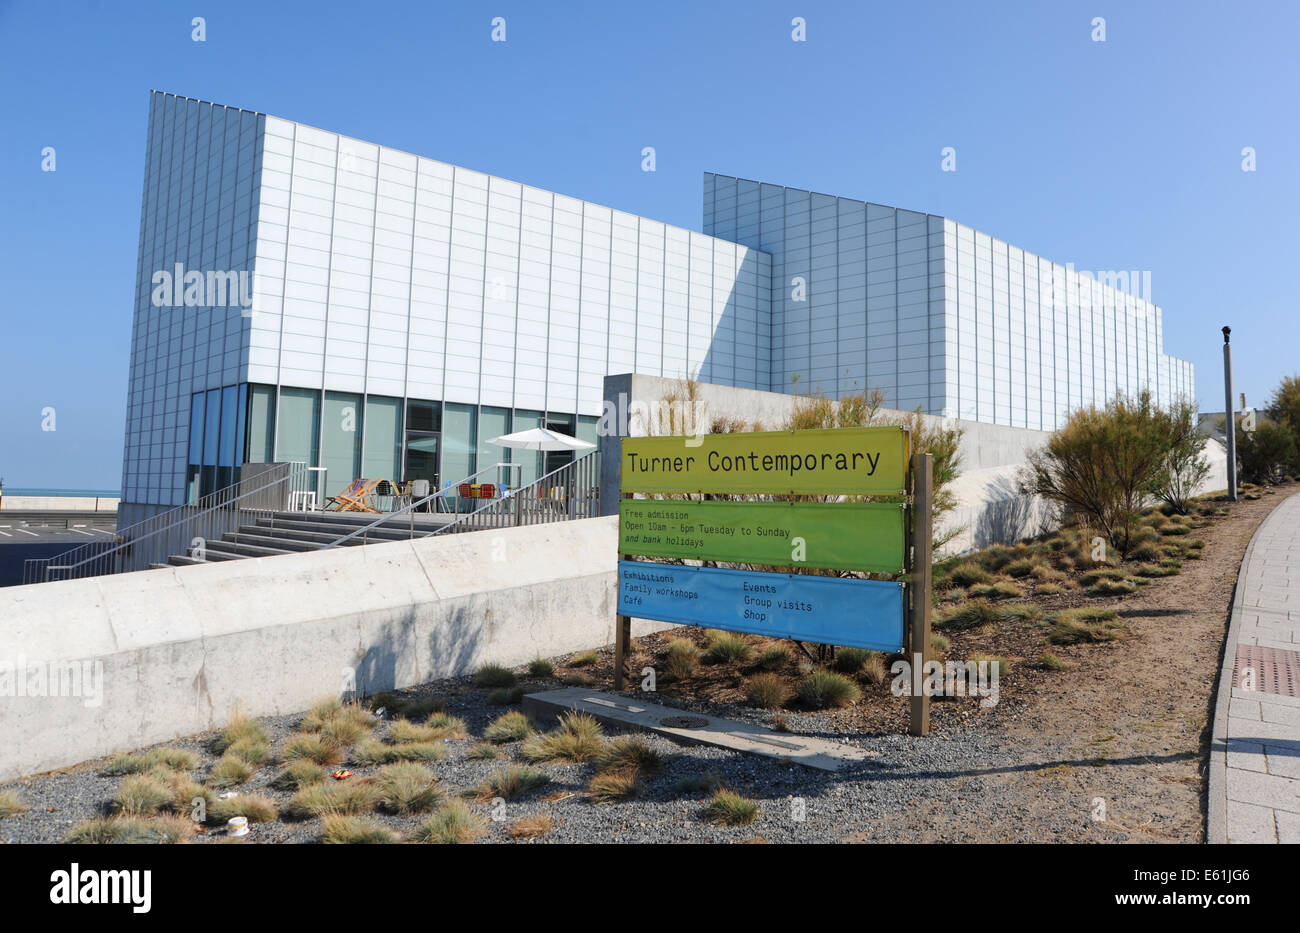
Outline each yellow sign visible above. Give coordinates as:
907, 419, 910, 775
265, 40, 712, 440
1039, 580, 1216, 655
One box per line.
619, 427, 908, 496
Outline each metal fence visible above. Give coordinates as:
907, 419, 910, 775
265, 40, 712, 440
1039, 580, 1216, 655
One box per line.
22, 462, 314, 584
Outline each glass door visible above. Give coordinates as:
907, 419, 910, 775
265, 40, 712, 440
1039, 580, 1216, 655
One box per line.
404, 399, 441, 511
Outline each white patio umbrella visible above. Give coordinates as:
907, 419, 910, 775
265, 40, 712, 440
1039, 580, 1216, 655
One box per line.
485, 427, 595, 451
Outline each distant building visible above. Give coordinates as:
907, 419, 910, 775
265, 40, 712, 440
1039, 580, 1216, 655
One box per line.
119, 91, 1195, 524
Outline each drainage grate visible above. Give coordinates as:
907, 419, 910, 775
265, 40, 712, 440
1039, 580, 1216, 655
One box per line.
660, 715, 711, 729
1233, 644, 1300, 698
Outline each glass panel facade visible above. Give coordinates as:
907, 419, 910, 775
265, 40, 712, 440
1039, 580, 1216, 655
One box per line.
512, 409, 543, 487
187, 394, 205, 504
246, 385, 276, 463
363, 396, 403, 484
442, 403, 477, 508
321, 391, 363, 500
477, 406, 511, 488
277, 387, 322, 497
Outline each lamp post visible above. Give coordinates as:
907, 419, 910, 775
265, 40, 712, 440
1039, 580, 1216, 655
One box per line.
1223, 326, 1238, 502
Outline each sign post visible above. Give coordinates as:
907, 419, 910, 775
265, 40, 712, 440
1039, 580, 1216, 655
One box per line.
908, 453, 934, 737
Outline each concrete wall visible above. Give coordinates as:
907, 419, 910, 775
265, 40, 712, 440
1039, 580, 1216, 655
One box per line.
599, 373, 1228, 554
0, 497, 119, 513
0, 515, 638, 782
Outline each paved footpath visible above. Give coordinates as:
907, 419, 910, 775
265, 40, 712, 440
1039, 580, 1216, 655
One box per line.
1208, 491, 1300, 843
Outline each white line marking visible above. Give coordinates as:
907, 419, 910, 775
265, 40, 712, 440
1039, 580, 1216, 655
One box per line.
68, 529, 92, 536
16, 529, 39, 537
0, 531, 11, 537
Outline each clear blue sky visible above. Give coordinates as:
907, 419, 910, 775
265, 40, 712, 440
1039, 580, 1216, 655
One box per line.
1, 0, 1296, 489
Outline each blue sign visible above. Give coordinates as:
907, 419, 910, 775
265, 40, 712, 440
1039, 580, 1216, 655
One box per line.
617, 561, 905, 652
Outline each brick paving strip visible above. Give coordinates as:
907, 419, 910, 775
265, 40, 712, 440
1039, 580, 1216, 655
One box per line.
1208, 491, 1300, 843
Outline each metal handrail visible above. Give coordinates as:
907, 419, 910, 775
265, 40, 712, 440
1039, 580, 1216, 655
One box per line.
23, 461, 313, 583
319, 461, 522, 550
423, 451, 601, 537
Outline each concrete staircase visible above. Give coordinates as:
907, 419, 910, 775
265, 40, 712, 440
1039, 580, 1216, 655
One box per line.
149, 510, 458, 568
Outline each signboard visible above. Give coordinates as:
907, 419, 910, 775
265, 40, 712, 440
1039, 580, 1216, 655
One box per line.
619, 426, 908, 496
618, 498, 905, 573
617, 561, 905, 652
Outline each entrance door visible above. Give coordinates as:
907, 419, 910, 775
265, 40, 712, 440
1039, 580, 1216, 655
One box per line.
404, 434, 439, 511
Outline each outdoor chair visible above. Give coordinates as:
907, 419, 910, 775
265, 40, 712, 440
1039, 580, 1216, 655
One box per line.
325, 478, 381, 513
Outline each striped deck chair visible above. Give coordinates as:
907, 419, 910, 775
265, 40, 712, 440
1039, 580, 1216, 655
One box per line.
326, 478, 381, 513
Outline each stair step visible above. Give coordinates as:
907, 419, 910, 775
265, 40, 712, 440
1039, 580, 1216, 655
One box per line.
223, 531, 326, 552
210, 539, 294, 558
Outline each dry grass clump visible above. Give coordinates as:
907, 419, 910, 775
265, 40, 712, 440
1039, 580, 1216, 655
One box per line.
213, 712, 270, 755
507, 814, 556, 839
1047, 608, 1123, 645
755, 645, 790, 671
1090, 578, 1138, 596
701, 629, 753, 664
798, 670, 861, 709
483, 710, 535, 743
745, 673, 789, 709
475, 765, 549, 801
271, 760, 327, 791
474, 663, 518, 688
521, 712, 604, 763
225, 738, 273, 766
664, 639, 700, 680
1039, 651, 1071, 670
301, 697, 375, 746
968, 581, 1022, 599
588, 770, 641, 803
66, 815, 195, 844
351, 739, 447, 765
320, 814, 400, 844
283, 780, 381, 819
111, 774, 174, 816
1035, 582, 1067, 596
948, 562, 993, 587
467, 743, 501, 760
595, 736, 662, 776
0, 791, 27, 819
282, 732, 345, 766
369, 692, 445, 720
488, 686, 526, 705
206, 755, 255, 789
413, 800, 486, 844
375, 762, 444, 814
570, 650, 600, 668
209, 793, 278, 824
527, 658, 556, 678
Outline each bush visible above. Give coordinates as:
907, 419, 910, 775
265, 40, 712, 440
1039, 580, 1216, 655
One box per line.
213, 712, 270, 755
755, 645, 790, 671
413, 800, 485, 844
968, 581, 1021, 599
206, 755, 255, 789
703, 789, 759, 826
949, 563, 993, 587
521, 712, 604, 763
1003, 558, 1039, 578
935, 600, 1001, 630
474, 664, 517, 688
1021, 391, 1185, 557
664, 639, 700, 679
488, 687, 525, 706
111, 774, 173, 816
745, 673, 789, 709
588, 770, 641, 803
283, 781, 381, 819
483, 710, 534, 744
570, 650, 600, 667
595, 736, 662, 775
832, 646, 874, 674
375, 763, 443, 814
1147, 398, 1211, 513
476, 765, 549, 801
1237, 420, 1298, 485
271, 760, 327, 791
320, 815, 400, 844
282, 732, 344, 766
527, 658, 555, 678
798, 671, 861, 709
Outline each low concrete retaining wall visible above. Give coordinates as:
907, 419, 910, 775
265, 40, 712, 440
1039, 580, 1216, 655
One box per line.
0, 496, 119, 512
0, 515, 636, 782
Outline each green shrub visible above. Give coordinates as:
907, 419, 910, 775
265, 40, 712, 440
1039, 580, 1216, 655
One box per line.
520, 712, 604, 763
488, 686, 525, 706
798, 671, 861, 709
570, 650, 600, 668
832, 647, 874, 674
320, 814, 400, 844
413, 800, 485, 844
755, 645, 790, 671
949, 563, 993, 587
375, 763, 444, 814
935, 600, 1000, 629
527, 658, 555, 678
271, 760, 327, 791
206, 755, 255, 789
703, 789, 759, 826
745, 673, 789, 709
476, 765, 549, 801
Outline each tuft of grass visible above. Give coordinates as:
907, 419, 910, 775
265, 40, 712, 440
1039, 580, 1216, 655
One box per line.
375, 762, 444, 814
570, 650, 600, 668
702, 629, 753, 664
351, 739, 447, 765
832, 646, 874, 674
0, 790, 27, 819
595, 736, 662, 775
998, 602, 1043, 622
103, 754, 150, 776
66, 816, 194, 844
475, 663, 518, 688
935, 599, 1001, 630
488, 686, 526, 705
798, 670, 861, 709
860, 651, 888, 684
144, 748, 200, 772
467, 742, 501, 760
111, 774, 174, 816
283, 780, 381, 820
282, 732, 344, 766
225, 738, 273, 766
369, 692, 445, 720
1003, 558, 1039, 578
930, 633, 951, 653
271, 761, 326, 791
702, 789, 759, 826
507, 814, 556, 840
970, 654, 1011, 677
388, 718, 441, 744
664, 639, 700, 679
425, 711, 469, 740
206, 755, 255, 789
1090, 578, 1138, 596
560, 673, 594, 687
476, 765, 549, 801
527, 658, 555, 678
1046, 607, 1123, 645
320, 814, 400, 844
745, 672, 790, 709
968, 581, 1022, 599
209, 793, 278, 824
1135, 562, 1180, 577
755, 645, 790, 671
949, 562, 993, 587
1035, 582, 1067, 596
520, 712, 605, 763
413, 800, 485, 844
588, 770, 641, 803
1160, 523, 1192, 536
483, 710, 535, 744
1039, 651, 1070, 670
213, 712, 270, 755
301, 697, 375, 745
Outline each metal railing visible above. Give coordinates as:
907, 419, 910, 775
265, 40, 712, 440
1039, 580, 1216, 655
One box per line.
22, 462, 315, 584
321, 452, 600, 550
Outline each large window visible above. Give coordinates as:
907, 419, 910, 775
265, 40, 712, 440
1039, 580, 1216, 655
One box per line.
442, 403, 477, 507
477, 406, 512, 488
276, 387, 322, 497
363, 396, 403, 484
321, 391, 363, 500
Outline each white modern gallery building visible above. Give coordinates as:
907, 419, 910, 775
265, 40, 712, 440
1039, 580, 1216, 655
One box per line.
120, 91, 1194, 521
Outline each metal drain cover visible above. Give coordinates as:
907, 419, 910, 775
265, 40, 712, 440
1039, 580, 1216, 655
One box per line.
660, 715, 710, 729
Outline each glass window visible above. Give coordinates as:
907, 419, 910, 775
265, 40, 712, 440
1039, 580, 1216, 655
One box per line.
407, 399, 441, 433
187, 393, 204, 504
217, 384, 239, 491
544, 411, 575, 475
363, 396, 403, 484
202, 389, 221, 498
442, 403, 477, 507
245, 385, 276, 464
321, 391, 363, 500
477, 406, 511, 488
277, 387, 322, 497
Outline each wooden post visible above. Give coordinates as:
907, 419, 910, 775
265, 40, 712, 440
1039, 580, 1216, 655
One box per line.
909, 452, 933, 737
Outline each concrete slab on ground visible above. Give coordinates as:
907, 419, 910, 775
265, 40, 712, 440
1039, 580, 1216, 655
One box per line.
522, 687, 873, 772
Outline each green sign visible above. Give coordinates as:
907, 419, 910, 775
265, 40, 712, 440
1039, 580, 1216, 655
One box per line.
620, 426, 908, 496
619, 498, 905, 573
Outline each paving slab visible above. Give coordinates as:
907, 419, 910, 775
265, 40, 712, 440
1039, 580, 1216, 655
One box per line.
522, 687, 874, 772
1209, 491, 1300, 844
